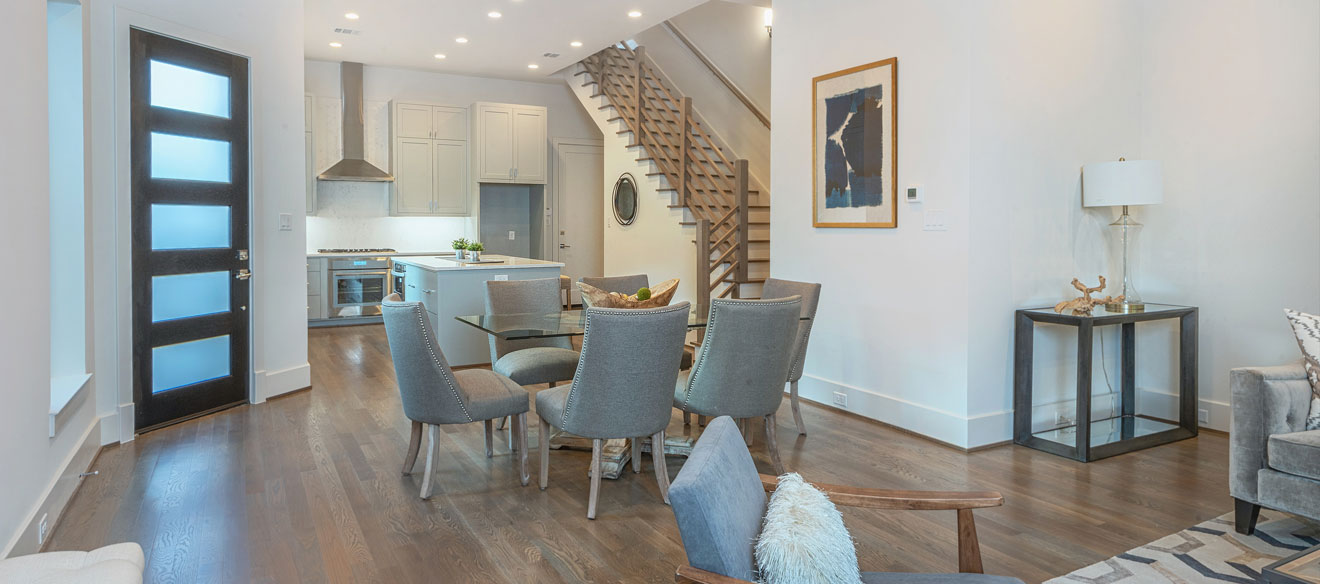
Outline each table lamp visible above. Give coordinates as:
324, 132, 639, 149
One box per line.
1082, 158, 1163, 313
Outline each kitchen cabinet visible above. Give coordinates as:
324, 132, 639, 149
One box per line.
391, 101, 469, 216
305, 95, 315, 215
472, 103, 547, 184
307, 258, 325, 320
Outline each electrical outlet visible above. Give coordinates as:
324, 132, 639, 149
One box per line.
1198, 409, 1209, 424
1054, 412, 1074, 427
508, 230, 516, 240
922, 209, 948, 231
831, 391, 848, 408
493, 274, 508, 281
37, 513, 48, 545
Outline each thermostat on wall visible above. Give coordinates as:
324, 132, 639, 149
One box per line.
906, 185, 923, 204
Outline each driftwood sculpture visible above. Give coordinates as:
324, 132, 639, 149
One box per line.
1054, 276, 1124, 316
578, 278, 679, 309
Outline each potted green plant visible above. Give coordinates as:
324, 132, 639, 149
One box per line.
451, 237, 468, 260
465, 241, 484, 261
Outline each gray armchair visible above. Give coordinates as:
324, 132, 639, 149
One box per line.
674, 297, 802, 475
669, 417, 1022, 584
1229, 362, 1320, 534
381, 294, 530, 499
485, 278, 580, 437
761, 278, 822, 436
536, 302, 691, 519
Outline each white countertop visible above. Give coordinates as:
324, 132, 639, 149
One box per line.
392, 254, 564, 271
307, 250, 458, 258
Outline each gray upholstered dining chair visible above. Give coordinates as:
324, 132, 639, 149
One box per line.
674, 297, 802, 475
578, 274, 650, 307
485, 278, 580, 436
535, 302, 692, 519
670, 417, 1020, 584
760, 278, 822, 435
381, 293, 530, 499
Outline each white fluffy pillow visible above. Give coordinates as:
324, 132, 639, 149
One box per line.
1284, 310, 1320, 431
755, 473, 861, 584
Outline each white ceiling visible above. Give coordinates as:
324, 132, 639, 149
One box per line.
305, 0, 708, 83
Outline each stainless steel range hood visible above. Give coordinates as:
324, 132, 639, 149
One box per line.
318, 62, 393, 182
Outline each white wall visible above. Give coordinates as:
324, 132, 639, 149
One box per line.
304, 60, 600, 251
773, 0, 1320, 447
668, 0, 770, 114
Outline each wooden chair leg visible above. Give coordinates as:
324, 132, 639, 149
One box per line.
496, 415, 507, 431
515, 413, 529, 486
588, 439, 603, 519
652, 430, 671, 505
764, 414, 785, 475
1234, 498, 1261, 535
790, 380, 806, 435
631, 438, 642, 473
539, 417, 551, 490
956, 509, 985, 574
420, 424, 439, 499
484, 419, 494, 458
402, 420, 423, 475
739, 418, 753, 446
683, 411, 691, 426
697, 415, 707, 427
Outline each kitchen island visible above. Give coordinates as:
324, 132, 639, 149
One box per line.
392, 255, 563, 366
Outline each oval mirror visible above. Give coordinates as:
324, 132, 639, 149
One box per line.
612, 173, 638, 226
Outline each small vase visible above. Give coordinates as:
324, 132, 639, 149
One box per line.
453, 249, 466, 260
468, 250, 481, 261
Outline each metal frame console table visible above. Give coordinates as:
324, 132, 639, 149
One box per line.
1013, 303, 1198, 462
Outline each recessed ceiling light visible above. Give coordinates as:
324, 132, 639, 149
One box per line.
434, 53, 446, 59
570, 41, 583, 47
455, 37, 469, 43
488, 11, 502, 18
527, 63, 539, 69
329, 41, 343, 48
344, 12, 359, 20
628, 10, 642, 18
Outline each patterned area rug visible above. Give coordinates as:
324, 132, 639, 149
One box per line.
1046, 510, 1319, 583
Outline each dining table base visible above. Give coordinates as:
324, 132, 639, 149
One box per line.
546, 430, 699, 480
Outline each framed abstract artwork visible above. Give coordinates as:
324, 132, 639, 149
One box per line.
812, 58, 898, 228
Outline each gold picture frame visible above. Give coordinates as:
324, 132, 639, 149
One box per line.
812, 58, 898, 228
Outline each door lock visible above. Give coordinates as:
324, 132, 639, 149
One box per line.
235, 269, 252, 280
559, 243, 571, 249
236, 249, 249, 261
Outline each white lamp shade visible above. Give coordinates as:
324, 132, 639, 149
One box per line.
1082, 159, 1163, 207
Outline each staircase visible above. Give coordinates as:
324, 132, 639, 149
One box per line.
575, 44, 769, 303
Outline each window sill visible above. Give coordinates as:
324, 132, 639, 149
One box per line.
50, 373, 92, 438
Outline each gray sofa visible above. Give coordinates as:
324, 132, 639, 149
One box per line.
1229, 362, 1320, 534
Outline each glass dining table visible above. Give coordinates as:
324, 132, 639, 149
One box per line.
455, 306, 810, 479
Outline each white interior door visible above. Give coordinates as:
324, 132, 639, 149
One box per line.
553, 140, 604, 306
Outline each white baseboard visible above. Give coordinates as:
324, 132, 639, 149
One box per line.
4, 415, 104, 558
256, 363, 311, 403
797, 374, 981, 448
1138, 387, 1230, 432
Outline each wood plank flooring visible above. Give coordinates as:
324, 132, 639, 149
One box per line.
47, 324, 1232, 583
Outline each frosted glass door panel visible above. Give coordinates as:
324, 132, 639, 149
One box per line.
152, 271, 229, 322
151, 204, 230, 249
150, 60, 230, 118
151, 132, 231, 182
152, 335, 230, 393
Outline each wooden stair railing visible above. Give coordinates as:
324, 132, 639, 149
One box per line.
578, 44, 764, 302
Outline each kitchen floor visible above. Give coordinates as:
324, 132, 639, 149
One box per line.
47, 324, 1232, 583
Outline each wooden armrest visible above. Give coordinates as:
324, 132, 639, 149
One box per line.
759, 474, 1003, 511
675, 566, 754, 584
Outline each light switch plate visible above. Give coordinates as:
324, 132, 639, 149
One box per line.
278, 213, 293, 231
493, 274, 509, 281
923, 209, 948, 231
508, 230, 516, 240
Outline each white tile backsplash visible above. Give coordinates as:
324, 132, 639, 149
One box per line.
306, 181, 470, 252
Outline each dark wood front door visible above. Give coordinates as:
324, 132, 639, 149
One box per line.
130, 28, 251, 432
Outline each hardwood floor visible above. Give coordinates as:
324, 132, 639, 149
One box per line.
48, 324, 1232, 583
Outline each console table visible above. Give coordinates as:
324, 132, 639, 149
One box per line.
1013, 303, 1198, 462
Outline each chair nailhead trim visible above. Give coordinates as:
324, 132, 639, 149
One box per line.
412, 304, 473, 423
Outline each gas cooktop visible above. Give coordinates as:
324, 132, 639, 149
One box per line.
317, 248, 397, 254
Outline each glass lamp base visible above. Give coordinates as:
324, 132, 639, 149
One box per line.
1104, 301, 1146, 313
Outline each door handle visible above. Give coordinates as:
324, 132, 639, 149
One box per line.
422, 289, 435, 294
235, 269, 252, 280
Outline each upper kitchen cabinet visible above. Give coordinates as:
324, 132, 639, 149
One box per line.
473, 103, 547, 184
391, 101, 469, 216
